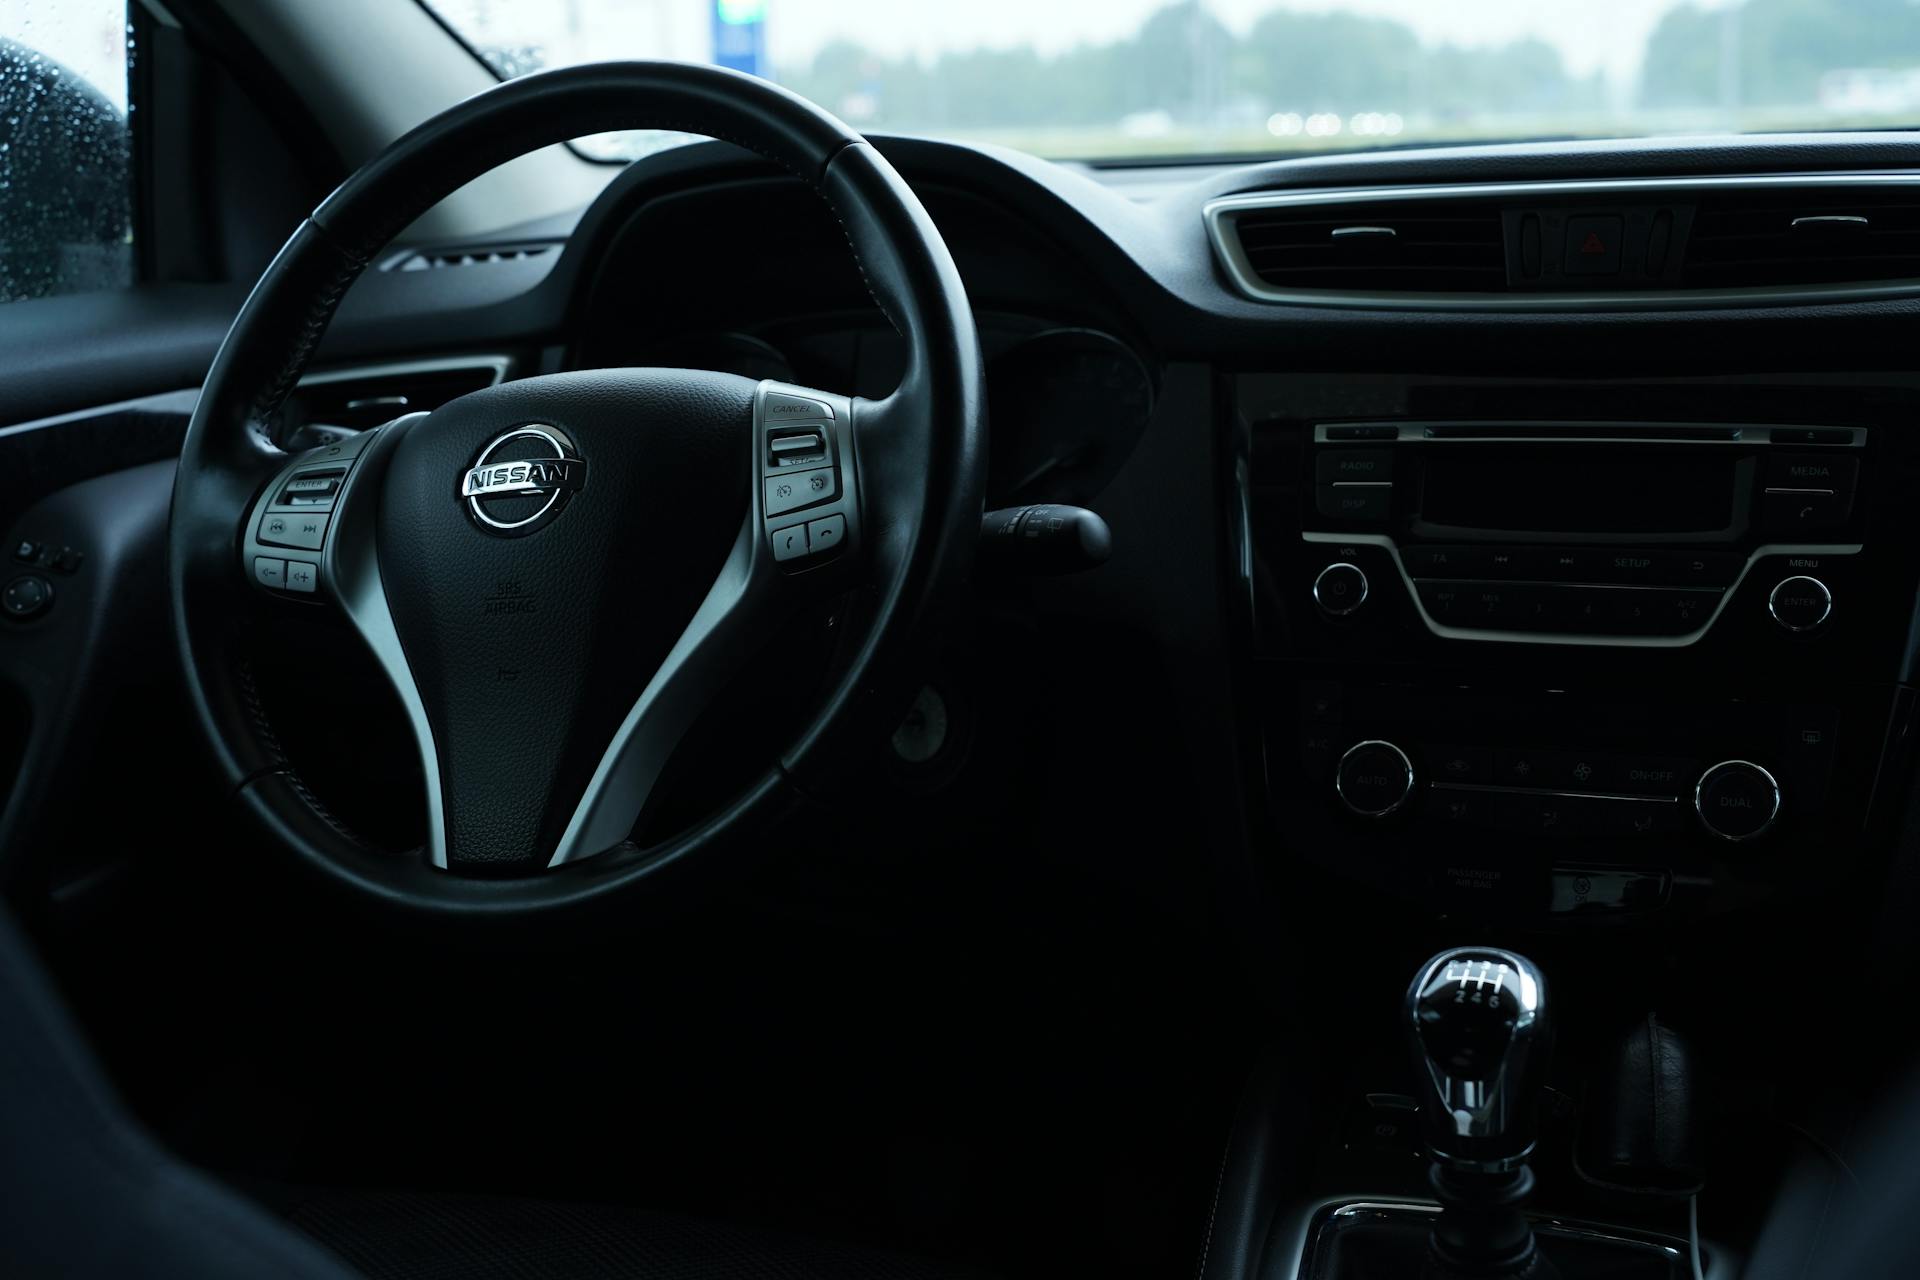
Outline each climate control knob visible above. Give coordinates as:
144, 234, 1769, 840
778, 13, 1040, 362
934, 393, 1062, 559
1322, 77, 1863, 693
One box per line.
1313, 562, 1370, 617
1768, 576, 1832, 633
1694, 760, 1782, 842
1336, 740, 1415, 818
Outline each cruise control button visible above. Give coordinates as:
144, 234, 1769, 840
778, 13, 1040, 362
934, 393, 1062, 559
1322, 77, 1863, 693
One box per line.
805, 514, 846, 554
764, 392, 835, 423
253, 557, 288, 590
259, 511, 329, 551
765, 466, 838, 517
771, 525, 809, 562
284, 560, 319, 594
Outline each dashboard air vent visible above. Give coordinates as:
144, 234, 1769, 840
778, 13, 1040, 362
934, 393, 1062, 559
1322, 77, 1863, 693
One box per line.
1681, 187, 1920, 288
285, 357, 511, 435
384, 241, 560, 272
1228, 198, 1507, 293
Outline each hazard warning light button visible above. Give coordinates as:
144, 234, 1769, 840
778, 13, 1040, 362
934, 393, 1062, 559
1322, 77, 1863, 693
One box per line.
1564, 214, 1623, 276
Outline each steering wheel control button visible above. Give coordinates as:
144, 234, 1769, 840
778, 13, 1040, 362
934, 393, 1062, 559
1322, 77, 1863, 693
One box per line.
1768, 576, 1832, 633
259, 511, 329, 551
1336, 740, 1416, 818
252, 557, 287, 590
1313, 562, 1369, 617
284, 560, 319, 594
764, 392, 835, 423
768, 429, 829, 468
765, 466, 838, 517
806, 514, 847, 555
280, 471, 344, 505
13, 540, 40, 563
1695, 761, 1782, 842
771, 525, 810, 562
2, 574, 53, 620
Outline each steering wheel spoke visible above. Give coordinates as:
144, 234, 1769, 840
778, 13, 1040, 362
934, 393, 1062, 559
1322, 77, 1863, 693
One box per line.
546, 381, 864, 865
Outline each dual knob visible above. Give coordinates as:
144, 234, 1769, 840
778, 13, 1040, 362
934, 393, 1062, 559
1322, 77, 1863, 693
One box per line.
1333, 742, 1781, 842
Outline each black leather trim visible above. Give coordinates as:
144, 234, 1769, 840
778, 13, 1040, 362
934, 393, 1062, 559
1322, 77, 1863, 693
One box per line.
0, 909, 358, 1279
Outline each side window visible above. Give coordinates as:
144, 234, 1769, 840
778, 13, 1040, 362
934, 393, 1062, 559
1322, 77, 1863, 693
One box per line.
0, 2, 133, 303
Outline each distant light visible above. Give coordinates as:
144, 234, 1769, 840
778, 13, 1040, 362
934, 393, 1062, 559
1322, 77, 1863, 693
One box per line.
1306, 112, 1342, 137
1382, 112, 1404, 136
1267, 112, 1304, 137
717, 0, 767, 24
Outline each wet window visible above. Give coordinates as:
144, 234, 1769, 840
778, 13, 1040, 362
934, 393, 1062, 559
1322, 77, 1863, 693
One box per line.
0, 4, 132, 303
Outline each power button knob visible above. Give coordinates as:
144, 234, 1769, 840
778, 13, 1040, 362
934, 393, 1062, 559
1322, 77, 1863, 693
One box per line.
1314, 563, 1369, 617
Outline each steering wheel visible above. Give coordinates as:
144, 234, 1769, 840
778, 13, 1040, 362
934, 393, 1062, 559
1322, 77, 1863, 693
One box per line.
168, 63, 985, 915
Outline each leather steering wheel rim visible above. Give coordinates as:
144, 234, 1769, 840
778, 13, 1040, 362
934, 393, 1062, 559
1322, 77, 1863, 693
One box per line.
168, 62, 984, 917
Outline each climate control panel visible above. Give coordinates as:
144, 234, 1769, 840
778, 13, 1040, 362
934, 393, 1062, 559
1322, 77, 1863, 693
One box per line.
1275, 677, 1854, 921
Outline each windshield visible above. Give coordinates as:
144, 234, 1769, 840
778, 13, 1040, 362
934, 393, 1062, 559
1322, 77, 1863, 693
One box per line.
422, 0, 1920, 163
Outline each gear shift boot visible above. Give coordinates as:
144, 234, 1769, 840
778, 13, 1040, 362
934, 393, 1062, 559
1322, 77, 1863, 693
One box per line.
1296, 1202, 1693, 1279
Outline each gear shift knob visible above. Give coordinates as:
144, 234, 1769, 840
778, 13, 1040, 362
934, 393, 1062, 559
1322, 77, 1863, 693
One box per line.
1407, 947, 1550, 1172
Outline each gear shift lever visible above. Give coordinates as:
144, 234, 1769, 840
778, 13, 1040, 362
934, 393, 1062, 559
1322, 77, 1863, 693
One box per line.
1407, 947, 1555, 1278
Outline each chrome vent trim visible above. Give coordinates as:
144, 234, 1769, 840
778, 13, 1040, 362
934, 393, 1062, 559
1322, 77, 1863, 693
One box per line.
381, 241, 560, 272
1205, 174, 1920, 311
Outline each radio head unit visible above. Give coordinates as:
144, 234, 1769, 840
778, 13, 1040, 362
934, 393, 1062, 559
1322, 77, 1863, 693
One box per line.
1290, 421, 1866, 647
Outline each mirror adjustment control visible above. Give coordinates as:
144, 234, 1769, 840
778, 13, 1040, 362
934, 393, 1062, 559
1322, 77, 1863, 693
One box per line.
1313, 562, 1369, 617
1336, 740, 1415, 818
1695, 760, 1781, 842
1769, 576, 1831, 633
2, 574, 53, 620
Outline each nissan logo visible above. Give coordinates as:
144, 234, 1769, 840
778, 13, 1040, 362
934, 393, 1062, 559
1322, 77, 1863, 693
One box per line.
460, 425, 587, 535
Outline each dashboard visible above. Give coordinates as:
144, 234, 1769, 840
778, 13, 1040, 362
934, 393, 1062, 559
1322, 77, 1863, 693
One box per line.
454, 129, 1920, 935
12, 126, 1920, 943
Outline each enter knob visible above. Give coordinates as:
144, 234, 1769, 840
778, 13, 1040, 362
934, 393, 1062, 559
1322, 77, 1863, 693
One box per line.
1769, 576, 1831, 633
1695, 760, 1782, 842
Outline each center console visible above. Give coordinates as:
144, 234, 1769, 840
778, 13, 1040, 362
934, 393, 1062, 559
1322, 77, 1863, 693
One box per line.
1236, 373, 1920, 923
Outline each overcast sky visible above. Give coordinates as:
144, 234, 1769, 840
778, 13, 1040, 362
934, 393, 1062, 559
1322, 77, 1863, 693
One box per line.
757, 0, 1689, 85
6, 0, 1706, 117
